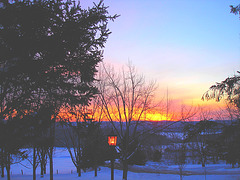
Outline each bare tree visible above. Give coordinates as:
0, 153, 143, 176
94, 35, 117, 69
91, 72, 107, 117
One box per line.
97, 62, 197, 180
174, 143, 186, 180
58, 98, 105, 177
58, 105, 87, 177
97, 63, 158, 180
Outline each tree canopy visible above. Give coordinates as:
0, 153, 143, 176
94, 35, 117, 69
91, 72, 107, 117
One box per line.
202, 72, 240, 109
0, 0, 118, 117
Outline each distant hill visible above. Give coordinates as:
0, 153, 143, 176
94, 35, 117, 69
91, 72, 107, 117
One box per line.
54, 119, 233, 147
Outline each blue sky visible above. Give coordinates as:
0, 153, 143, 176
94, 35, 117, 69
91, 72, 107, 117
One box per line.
83, 0, 240, 107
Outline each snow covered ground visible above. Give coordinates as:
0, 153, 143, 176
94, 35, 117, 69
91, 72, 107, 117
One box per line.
2, 169, 240, 180
2, 148, 240, 180
2, 168, 240, 180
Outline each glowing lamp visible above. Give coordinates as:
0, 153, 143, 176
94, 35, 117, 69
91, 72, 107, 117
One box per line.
108, 135, 117, 146
107, 131, 117, 180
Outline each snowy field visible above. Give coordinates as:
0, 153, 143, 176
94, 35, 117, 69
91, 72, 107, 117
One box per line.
2, 169, 240, 180
2, 148, 240, 180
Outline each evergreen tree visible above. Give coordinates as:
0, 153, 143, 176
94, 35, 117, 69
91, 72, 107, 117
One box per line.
0, 0, 118, 179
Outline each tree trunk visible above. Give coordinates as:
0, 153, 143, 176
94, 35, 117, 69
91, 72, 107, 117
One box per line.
201, 157, 205, 168
6, 153, 10, 180
43, 154, 47, 175
49, 147, 53, 180
179, 167, 183, 180
122, 126, 129, 180
6, 166, 10, 180
1, 148, 4, 178
40, 148, 47, 177
122, 159, 128, 180
77, 166, 81, 177
49, 115, 55, 180
204, 166, 207, 180
33, 147, 36, 180
1, 164, 4, 178
44, 162, 46, 174
40, 160, 44, 178
94, 165, 97, 177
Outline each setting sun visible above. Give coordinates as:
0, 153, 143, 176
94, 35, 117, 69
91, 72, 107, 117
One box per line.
144, 113, 170, 121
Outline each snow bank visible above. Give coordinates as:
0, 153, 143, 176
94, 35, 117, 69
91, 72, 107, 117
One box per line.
2, 148, 240, 180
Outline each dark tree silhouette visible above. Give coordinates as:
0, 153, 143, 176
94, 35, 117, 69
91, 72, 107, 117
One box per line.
0, 0, 118, 113
230, 4, 240, 18
58, 103, 107, 177
0, 0, 118, 179
202, 72, 240, 166
184, 119, 219, 167
202, 72, 240, 110
221, 123, 240, 168
0, 116, 32, 180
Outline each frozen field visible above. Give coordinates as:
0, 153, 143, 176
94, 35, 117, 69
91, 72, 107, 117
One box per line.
2, 148, 240, 180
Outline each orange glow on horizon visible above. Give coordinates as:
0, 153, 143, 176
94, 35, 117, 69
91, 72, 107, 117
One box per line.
143, 113, 171, 121
56, 98, 227, 123
57, 107, 173, 122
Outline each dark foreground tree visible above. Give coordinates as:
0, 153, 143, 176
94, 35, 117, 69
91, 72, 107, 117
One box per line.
83, 120, 108, 176
185, 119, 219, 168
220, 123, 240, 167
59, 105, 91, 177
202, 72, 240, 110
0, 0, 118, 115
202, 72, 240, 163
0, 116, 31, 180
0, 0, 118, 179
59, 101, 107, 177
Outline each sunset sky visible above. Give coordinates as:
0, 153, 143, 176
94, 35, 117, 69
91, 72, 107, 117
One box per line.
83, 0, 240, 110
